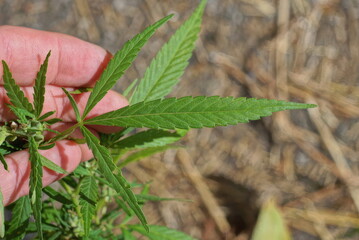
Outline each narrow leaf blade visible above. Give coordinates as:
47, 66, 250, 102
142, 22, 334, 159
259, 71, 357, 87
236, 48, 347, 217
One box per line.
28, 137, 43, 239
80, 126, 148, 230
33, 51, 51, 117
2, 61, 34, 113
85, 96, 316, 129
82, 14, 173, 118
130, 0, 207, 104
62, 88, 81, 122
79, 176, 98, 238
40, 155, 67, 174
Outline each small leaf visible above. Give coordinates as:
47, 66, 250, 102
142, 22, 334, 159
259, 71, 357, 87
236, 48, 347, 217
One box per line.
40, 155, 67, 174
129, 224, 198, 240
6, 105, 35, 123
38, 143, 56, 150
42, 187, 72, 205
80, 126, 148, 230
62, 88, 81, 122
2, 60, 34, 113
28, 136, 43, 239
111, 129, 186, 149
38, 111, 56, 121
82, 14, 173, 118
33, 51, 51, 117
119, 145, 179, 168
0, 186, 4, 238
130, 0, 207, 104
251, 199, 292, 240
0, 154, 7, 171
69, 87, 93, 94
6, 196, 31, 240
85, 96, 316, 129
79, 176, 98, 238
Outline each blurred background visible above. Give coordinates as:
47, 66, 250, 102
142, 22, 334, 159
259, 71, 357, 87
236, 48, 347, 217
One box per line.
1, 0, 359, 239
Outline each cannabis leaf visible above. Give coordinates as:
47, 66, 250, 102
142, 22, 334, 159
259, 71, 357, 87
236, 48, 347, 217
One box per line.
40, 155, 67, 174
129, 224, 197, 240
28, 136, 43, 239
79, 176, 98, 238
82, 14, 173, 119
110, 129, 187, 149
62, 88, 81, 122
5, 196, 31, 240
85, 96, 316, 129
2, 61, 34, 113
33, 51, 51, 117
130, 0, 207, 104
80, 126, 148, 230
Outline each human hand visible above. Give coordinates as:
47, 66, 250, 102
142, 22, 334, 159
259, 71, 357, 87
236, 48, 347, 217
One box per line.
0, 26, 128, 206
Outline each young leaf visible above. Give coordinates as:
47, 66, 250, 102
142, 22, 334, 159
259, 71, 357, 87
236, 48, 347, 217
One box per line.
85, 96, 316, 129
0, 154, 7, 171
82, 14, 173, 119
6, 104, 35, 123
2, 61, 34, 113
28, 136, 43, 239
0, 187, 4, 238
6, 196, 31, 240
79, 175, 98, 238
118, 145, 179, 168
129, 224, 197, 240
40, 155, 67, 174
80, 126, 148, 230
33, 51, 51, 117
62, 88, 81, 122
42, 187, 72, 205
130, 0, 207, 104
38, 111, 56, 121
110, 129, 186, 149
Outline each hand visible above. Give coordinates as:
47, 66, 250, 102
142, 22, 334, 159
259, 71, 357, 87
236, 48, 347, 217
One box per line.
0, 25, 128, 206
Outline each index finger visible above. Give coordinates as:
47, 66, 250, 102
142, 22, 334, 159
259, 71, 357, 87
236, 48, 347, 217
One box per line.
0, 25, 111, 87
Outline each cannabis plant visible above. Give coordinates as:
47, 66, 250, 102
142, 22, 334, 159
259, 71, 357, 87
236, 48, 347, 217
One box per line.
0, 0, 315, 239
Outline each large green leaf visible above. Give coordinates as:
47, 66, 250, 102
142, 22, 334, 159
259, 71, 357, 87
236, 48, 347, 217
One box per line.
129, 224, 197, 240
130, 0, 207, 104
85, 96, 316, 129
80, 126, 148, 230
82, 15, 173, 118
5, 196, 32, 240
33, 51, 51, 117
2, 61, 34, 113
28, 136, 43, 239
79, 176, 98, 238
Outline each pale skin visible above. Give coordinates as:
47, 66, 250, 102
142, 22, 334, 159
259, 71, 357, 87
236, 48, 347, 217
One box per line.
0, 25, 128, 206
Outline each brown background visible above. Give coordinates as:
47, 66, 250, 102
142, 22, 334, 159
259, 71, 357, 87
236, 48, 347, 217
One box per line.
1, 0, 359, 239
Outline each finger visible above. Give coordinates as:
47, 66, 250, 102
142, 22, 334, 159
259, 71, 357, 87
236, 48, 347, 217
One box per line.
0, 25, 111, 87
0, 139, 93, 206
0, 86, 127, 133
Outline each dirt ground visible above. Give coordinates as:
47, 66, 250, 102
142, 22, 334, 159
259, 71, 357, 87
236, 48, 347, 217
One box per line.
1, 0, 359, 239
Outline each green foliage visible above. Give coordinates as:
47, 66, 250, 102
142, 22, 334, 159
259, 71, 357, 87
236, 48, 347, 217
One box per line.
0, 1, 316, 239
130, 0, 207, 104
79, 176, 98, 238
28, 137, 43, 239
2, 61, 34, 113
82, 14, 173, 118
33, 51, 51, 117
85, 96, 315, 129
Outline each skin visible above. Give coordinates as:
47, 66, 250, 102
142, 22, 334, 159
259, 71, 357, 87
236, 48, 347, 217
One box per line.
0, 25, 128, 206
